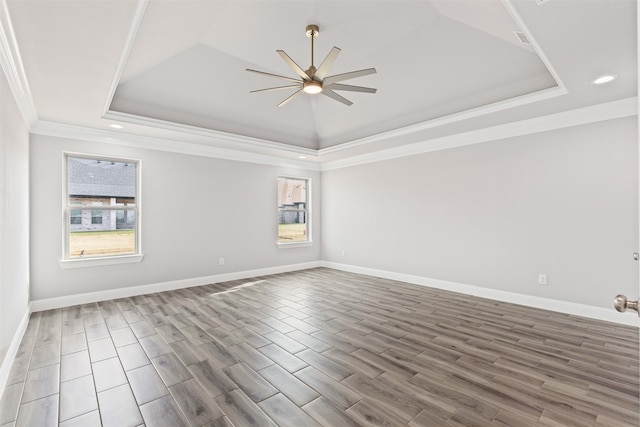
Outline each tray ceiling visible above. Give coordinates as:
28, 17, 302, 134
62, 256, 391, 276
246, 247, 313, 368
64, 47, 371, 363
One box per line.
4, 0, 637, 162
109, 0, 557, 150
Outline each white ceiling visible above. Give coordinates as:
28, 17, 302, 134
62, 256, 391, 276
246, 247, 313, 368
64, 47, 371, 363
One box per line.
3, 0, 637, 164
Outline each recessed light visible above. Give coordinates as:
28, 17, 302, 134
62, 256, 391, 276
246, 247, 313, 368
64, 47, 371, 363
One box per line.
592, 74, 617, 85
109, 124, 123, 129
298, 156, 307, 159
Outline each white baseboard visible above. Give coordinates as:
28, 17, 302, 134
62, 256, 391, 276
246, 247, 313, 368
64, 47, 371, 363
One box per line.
30, 261, 322, 312
321, 261, 639, 327
28, 259, 640, 325
0, 306, 30, 402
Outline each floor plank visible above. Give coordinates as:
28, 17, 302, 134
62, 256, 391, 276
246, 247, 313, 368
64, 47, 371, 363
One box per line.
96, 384, 143, 427
169, 378, 224, 426
58, 375, 97, 422
3, 268, 638, 426
258, 393, 322, 427
139, 395, 190, 427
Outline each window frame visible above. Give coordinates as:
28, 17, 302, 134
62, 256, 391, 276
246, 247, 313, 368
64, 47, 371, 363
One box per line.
60, 153, 143, 268
277, 175, 312, 247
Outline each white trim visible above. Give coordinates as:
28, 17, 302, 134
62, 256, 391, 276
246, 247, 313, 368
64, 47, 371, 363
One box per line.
500, 0, 565, 94
100, 0, 316, 158
103, 110, 318, 157
0, 0, 37, 126
0, 306, 30, 402
62, 152, 142, 264
637, 0, 640, 326
321, 97, 638, 171
277, 242, 313, 249
318, 0, 568, 156
318, 86, 567, 156
59, 254, 144, 269
278, 175, 312, 246
31, 120, 322, 171
103, 86, 566, 159
96, 0, 569, 159
321, 261, 639, 327
30, 261, 322, 312
29, 98, 636, 173
101, 0, 149, 117
39, 260, 637, 326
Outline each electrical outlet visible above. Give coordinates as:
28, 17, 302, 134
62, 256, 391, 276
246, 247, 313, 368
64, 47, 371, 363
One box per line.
538, 274, 548, 285
219, 257, 225, 266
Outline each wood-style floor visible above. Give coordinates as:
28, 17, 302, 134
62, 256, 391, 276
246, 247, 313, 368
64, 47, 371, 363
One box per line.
0, 268, 638, 426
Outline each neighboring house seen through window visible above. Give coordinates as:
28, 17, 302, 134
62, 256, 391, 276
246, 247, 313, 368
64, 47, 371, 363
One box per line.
278, 176, 309, 243
64, 155, 139, 259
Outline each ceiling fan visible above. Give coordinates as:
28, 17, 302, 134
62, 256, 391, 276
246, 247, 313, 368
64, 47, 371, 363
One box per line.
246, 24, 377, 107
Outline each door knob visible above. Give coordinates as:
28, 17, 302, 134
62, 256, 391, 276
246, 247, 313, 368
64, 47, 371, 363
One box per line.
614, 295, 640, 316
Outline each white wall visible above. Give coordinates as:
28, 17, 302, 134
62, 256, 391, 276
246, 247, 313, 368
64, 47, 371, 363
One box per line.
30, 134, 320, 300
0, 63, 30, 369
322, 117, 638, 309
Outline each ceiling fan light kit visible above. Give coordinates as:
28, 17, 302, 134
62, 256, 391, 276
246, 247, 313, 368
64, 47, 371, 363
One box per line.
246, 24, 377, 107
303, 80, 323, 94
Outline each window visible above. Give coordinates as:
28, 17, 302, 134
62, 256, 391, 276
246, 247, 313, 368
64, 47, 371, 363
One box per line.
70, 210, 82, 225
64, 154, 139, 260
91, 210, 103, 224
278, 176, 310, 244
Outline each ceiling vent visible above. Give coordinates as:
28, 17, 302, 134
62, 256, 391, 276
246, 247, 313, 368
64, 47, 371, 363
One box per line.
514, 31, 531, 45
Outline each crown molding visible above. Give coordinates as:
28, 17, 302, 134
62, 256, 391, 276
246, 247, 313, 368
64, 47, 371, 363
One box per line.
31, 120, 322, 171
1, 0, 635, 173
101, 0, 320, 158
501, 0, 566, 94
102, 85, 566, 161
318, 85, 567, 156
103, 110, 318, 157
101, 0, 148, 117
30, 96, 637, 173
318, 0, 567, 156
0, 0, 37, 126
321, 97, 638, 171
99, 0, 568, 159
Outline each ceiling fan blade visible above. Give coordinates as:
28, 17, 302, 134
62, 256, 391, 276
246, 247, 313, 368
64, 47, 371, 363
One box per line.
323, 68, 377, 85
277, 50, 310, 81
322, 89, 353, 106
314, 46, 341, 80
246, 68, 300, 84
250, 84, 302, 93
277, 89, 304, 107
324, 83, 377, 94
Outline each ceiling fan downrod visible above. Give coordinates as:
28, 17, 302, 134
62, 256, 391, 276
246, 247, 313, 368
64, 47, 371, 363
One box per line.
306, 24, 319, 78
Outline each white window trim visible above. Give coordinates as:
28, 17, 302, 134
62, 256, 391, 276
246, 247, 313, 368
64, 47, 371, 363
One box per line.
277, 241, 314, 249
277, 175, 312, 247
60, 152, 143, 268
60, 254, 144, 269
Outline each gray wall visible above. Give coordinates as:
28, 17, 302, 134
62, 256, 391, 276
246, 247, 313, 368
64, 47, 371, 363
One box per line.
26, 113, 640, 310
30, 134, 320, 300
322, 117, 638, 308
0, 65, 30, 365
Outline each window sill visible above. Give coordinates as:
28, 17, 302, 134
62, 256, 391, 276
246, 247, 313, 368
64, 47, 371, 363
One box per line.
277, 241, 313, 249
59, 254, 144, 269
